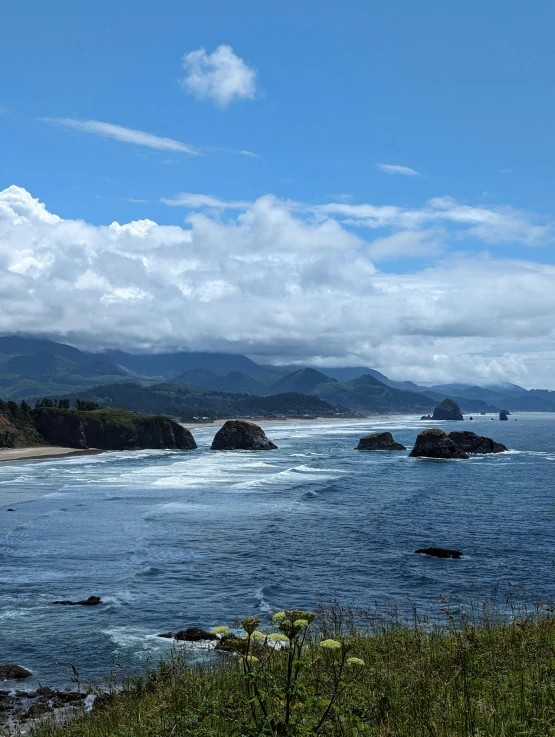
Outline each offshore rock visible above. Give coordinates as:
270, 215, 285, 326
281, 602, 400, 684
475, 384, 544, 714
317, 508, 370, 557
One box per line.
409, 429, 469, 459
53, 596, 102, 606
432, 399, 464, 421
416, 547, 463, 559
356, 432, 406, 451
0, 665, 32, 680
211, 420, 277, 451
174, 627, 217, 642
448, 431, 507, 454
499, 410, 509, 421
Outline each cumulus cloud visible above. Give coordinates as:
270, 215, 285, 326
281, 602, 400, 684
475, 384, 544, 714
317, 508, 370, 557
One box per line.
41, 118, 200, 154
1, 185, 555, 386
377, 163, 420, 176
181, 45, 258, 108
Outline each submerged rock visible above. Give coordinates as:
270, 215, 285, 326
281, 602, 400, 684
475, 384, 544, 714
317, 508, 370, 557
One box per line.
53, 596, 102, 606
211, 420, 277, 451
356, 432, 406, 451
174, 627, 217, 642
432, 399, 464, 421
416, 547, 463, 559
0, 665, 32, 680
409, 429, 469, 459
448, 431, 507, 454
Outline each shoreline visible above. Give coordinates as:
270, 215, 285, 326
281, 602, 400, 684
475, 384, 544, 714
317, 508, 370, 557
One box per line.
182, 415, 389, 429
0, 447, 104, 464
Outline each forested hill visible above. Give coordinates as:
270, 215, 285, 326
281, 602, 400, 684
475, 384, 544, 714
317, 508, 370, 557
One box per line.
62, 383, 357, 421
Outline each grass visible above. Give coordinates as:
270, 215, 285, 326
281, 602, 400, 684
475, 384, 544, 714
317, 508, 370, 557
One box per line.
25, 595, 555, 737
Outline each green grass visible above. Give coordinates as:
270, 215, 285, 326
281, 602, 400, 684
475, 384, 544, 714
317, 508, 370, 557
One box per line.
24, 597, 555, 737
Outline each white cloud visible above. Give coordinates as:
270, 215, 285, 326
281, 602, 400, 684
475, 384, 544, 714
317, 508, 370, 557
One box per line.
162, 193, 253, 209
1, 185, 555, 387
40, 118, 201, 155
181, 45, 258, 108
377, 163, 420, 176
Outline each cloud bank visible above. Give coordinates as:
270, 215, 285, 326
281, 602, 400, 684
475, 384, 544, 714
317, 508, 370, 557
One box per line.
181, 45, 258, 108
1, 185, 555, 386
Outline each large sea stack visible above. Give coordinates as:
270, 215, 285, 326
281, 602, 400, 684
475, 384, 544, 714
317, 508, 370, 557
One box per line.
410, 429, 469, 459
448, 431, 507, 454
432, 399, 464, 421
211, 420, 277, 450
499, 410, 509, 421
356, 432, 406, 451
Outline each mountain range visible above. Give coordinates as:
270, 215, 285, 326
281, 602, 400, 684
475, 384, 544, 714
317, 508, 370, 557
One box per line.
0, 335, 554, 415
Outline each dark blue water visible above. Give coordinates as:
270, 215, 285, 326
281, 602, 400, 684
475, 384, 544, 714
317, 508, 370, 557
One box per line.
1, 414, 554, 689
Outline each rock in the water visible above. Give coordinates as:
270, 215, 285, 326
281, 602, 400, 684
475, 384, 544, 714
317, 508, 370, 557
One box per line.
157, 632, 174, 639
211, 420, 277, 451
174, 627, 217, 642
0, 665, 32, 680
499, 410, 509, 421
420, 414, 432, 420
432, 399, 464, 421
448, 431, 507, 454
416, 547, 463, 559
409, 429, 469, 459
356, 432, 406, 451
53, 596, 102, 606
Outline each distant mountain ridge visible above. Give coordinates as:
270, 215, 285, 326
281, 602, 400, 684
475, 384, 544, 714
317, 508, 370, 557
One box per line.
0, 335, 554, 415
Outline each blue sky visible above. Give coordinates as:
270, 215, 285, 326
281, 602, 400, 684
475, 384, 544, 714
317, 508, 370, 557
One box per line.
1, 0, 555, 386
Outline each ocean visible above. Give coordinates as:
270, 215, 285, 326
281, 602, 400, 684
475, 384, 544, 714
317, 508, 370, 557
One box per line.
1, 414, 554, 689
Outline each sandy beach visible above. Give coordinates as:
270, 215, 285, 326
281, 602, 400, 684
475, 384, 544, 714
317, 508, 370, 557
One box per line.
0, 446, 103, 463
182, 415, 382, 430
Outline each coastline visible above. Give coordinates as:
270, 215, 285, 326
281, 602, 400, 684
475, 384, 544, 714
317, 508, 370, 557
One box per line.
182, 415, 386, 429
0, 447, 103, 464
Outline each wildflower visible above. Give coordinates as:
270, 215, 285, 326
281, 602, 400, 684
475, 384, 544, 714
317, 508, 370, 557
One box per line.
293, 619, 309, 628
210, 626, 230, 636
267, 633, 289, 643
272, 611, 287, 622
251, 631, 266, 641
241, 617, 260, 635
320, 639, 342, 650
346, 657, 365, 667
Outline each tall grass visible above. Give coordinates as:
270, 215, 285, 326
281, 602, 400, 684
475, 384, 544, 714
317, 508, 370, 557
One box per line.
24, 593, 555, 737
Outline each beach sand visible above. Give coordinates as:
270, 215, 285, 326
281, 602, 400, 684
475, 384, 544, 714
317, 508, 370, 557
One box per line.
0, 447, 103, 463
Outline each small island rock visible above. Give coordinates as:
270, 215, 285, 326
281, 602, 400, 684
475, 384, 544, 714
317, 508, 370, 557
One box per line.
174, 627, 217, 642
432, 399, 464, 421
416, 547, 462, 559
356, 432, 406, 451
53, 595, 102, 606
499, 410, 509, 421
410, 429, 469, 459
0, 665, 32, 680
211, 420, 277, 451
448, 431, 507, 454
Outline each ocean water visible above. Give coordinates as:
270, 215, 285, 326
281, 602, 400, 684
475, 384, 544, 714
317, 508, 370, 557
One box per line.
1, 414, 554, 689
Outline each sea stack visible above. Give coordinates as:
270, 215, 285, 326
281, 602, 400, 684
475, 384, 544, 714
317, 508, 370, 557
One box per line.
409, 429, 469, 459
356, 432, 406, 451
499, 410, 509, 421
432, 399, 464, 421
448, 431, 507, 454
211, 420, 277, 450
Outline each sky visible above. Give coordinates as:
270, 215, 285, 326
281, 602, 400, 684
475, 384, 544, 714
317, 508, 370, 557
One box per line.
1, 0, 555, 387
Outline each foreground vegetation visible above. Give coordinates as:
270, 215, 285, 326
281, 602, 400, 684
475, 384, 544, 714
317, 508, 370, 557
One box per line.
28, 597, 555, 737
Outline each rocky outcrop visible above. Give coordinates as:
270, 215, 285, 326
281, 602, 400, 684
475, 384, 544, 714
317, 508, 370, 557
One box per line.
432, 399, 464, 421
410, 429, 469, 459
174, 627, 217, 642
211, 420, 277, 451
448, 431, 507, 454
420, 414, 432, 420
53, 596, 102, 606
416, 547, 462, 559
0, 665, 32, 680
499, 410, 509, 421
32, 408, 197, 451
356, 432, 406, 451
